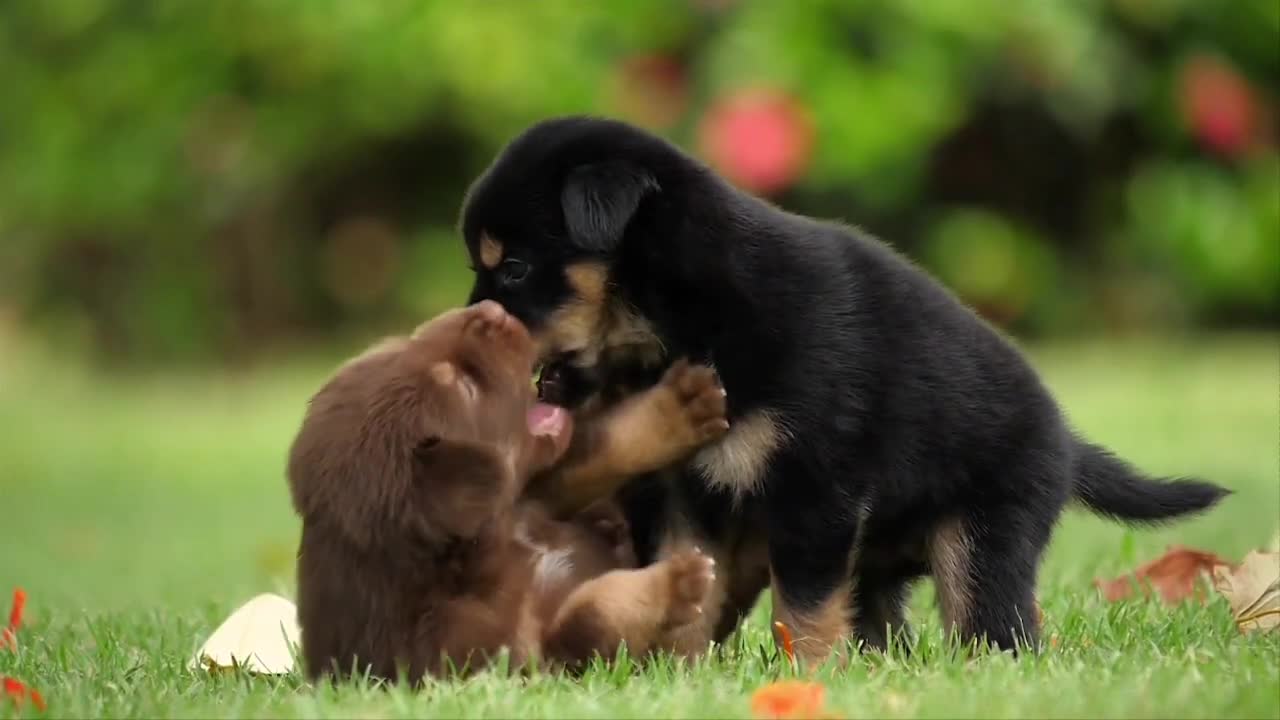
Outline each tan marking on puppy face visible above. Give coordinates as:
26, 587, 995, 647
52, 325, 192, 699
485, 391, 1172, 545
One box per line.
692, 410, 791, 500
538, 262, 607, 361
537, 261, 664, 366
928, 516, 974, 636
566, 263, 606, 303
770, 578, 852, 667
479, 233, 504, 269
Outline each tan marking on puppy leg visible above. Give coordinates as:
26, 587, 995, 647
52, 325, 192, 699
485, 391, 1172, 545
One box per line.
770, 580, 852, 667
693, 410, 791, 501
478, 233, 504, 269
928, 516, 974, 637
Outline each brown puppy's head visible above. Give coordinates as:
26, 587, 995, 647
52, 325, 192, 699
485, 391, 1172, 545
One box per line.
287, 301, 574, 551
461, 118, 696, 411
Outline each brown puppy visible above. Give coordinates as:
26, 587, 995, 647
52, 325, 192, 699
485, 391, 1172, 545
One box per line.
287, 301, 728, 682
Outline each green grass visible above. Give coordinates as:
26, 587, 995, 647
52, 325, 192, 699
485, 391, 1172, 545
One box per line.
1, 332, 1278, 719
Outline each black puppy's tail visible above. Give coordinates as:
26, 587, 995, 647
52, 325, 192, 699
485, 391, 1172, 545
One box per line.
1071, 440, 1230, 523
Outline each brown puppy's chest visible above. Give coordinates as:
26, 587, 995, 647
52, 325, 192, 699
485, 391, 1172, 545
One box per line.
511, 502, 635, 622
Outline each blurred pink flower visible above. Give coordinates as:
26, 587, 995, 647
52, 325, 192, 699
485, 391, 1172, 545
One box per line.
1178, 53, 1260, 157
698, 87, 814, 195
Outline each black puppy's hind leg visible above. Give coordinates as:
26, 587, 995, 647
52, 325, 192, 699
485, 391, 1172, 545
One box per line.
927, 504, 1052, 655
766, 461, 859, 667
851, 569, 917, 654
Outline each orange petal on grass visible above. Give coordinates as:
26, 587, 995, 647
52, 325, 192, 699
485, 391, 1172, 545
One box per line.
3, 678, 46, 712
751, 680, 831, 719
772, 621, 795, 663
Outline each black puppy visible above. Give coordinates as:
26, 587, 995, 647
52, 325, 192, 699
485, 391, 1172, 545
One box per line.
459, 116, 1230, 663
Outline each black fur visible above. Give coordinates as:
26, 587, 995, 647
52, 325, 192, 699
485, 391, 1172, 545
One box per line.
460, 116, 1231, 654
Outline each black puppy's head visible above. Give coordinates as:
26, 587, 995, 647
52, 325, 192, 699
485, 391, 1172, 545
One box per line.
460, 117, 690, 407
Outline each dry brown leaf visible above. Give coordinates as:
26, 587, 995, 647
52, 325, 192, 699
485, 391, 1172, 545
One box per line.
190, 593, 301, 675
1094, 545, 1232, 605
1212, 550, 1280, 634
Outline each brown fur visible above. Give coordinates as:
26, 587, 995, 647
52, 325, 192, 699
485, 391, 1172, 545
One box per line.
288, 301, 724, 683
927, 516, 974, 637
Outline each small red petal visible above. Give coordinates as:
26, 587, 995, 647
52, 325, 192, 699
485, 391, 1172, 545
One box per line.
773, 621, 796, 663
7, 588, 25, 631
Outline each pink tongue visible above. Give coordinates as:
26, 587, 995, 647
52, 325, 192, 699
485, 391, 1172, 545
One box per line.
528, 402, 568, 437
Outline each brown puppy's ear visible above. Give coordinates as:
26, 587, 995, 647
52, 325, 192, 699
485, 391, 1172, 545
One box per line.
412, 436, 514, 539
561, 162, 659, 253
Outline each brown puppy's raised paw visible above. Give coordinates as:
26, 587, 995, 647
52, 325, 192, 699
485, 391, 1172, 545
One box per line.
655, 359, 731, 452
661, 547, 716, 629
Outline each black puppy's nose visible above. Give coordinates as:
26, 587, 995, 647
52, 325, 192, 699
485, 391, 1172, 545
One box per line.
535, 364, 564, 405
536, 360, 600, 409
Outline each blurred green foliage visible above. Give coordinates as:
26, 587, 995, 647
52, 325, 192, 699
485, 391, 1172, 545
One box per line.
0, 0, 1276, 365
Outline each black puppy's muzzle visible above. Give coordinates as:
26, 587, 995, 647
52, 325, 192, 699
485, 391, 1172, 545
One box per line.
535, 358, 601, 410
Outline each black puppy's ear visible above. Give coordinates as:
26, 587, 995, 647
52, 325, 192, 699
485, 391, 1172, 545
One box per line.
561, 162, 659, 253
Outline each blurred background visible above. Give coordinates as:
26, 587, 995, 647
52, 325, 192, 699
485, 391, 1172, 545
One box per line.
0, 0, 1276, 366
0, 1, 1276, 614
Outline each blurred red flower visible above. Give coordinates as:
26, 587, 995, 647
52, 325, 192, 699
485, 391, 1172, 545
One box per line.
1178, 53, 1260, 158
3, 678, 45, 713
698, 87, 815, 195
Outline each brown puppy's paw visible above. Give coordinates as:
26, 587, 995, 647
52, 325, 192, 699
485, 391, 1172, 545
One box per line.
656, 359, 730, 451
662, 547, 716, 628
465, 300, 529, 349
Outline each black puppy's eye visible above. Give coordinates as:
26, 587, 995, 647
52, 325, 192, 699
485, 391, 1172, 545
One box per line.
498, 258, 530, 285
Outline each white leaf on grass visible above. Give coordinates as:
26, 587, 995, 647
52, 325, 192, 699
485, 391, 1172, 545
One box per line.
1212, 551, 1280, 634
191, 593, 301, 674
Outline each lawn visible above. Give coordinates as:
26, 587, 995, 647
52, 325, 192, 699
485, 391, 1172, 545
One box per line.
1, 332, 1277, 719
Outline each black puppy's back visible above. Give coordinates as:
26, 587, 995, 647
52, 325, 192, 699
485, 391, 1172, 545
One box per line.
461, 115, 1230, 659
